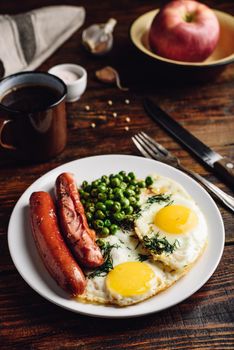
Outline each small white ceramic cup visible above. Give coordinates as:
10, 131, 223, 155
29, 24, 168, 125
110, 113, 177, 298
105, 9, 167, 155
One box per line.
48, 63, 87, 102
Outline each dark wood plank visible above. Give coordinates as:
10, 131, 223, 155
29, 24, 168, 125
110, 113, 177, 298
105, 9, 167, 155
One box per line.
1, 242, 233, 350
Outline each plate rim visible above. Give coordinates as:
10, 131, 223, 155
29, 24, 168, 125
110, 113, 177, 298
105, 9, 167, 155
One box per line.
8, 154, 225, 318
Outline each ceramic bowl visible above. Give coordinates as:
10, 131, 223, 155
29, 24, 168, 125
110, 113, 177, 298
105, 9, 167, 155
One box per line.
130, 9, 234, 81
48, 64, 87, 102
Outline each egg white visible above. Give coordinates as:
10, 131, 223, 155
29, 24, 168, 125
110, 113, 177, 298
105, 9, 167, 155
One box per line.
78, 229, 181, 306
135, 175, 208, 271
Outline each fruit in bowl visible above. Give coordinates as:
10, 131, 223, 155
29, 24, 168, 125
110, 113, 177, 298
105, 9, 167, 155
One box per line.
149, 0, 220, 62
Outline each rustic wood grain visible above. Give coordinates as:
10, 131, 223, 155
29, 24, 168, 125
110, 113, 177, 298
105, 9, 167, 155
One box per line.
0, 0, 233, 349
1, 241, 233, 350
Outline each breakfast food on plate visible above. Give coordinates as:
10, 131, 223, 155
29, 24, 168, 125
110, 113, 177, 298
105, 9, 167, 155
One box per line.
29, 171, 208, 306
29, 191, 87, 296
56, 173, 104, 268
149, 0, 220, 62
78, 173, 207, 306
134, 176, 208, 271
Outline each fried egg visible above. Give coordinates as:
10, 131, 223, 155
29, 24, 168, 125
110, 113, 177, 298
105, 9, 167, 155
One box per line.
135, 175, 208, 271
78, 229, 181, 306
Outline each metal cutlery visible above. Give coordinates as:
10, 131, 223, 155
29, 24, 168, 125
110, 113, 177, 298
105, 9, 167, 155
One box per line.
144, 98, 234, 191
132, 131, 234, 213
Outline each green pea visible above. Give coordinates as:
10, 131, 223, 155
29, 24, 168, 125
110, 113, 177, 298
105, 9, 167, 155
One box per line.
79, 189, 85, 197
85, 185, 92, 193
110, 224, 118, 235
81, 199, 86, 205
96, 202, 106, 211
94, 219, 104, 229
120, 197, 130, 209
114, 192, 124, 201
129, 196, 137, 205
86, 212, 93, 222
135, 195, 140, 202
113, 187, 121, 194
134, 187, 141, 195
116, 174, 123, 181
104, 219, 111, 227
119, 171, 126, 177
113, 212, 125, 221
101, 175, 109, 184
105, 199, 114, 209
128, 172, 136, 180
82, 180, 88, 189
145, 176, 153, 187
110, 177, 121, 188
120, 182, 127, 190
124, 205, 133, 215
128, 184, 135, 191
97, 184, 107, 193
131, 179, 138, 186
95, 210, 105, 220
101, 227, 110, 236
92, 180, 100, 188
98, 193, 107, 201
83, 192, 90, 200
88, 205, 95, 213
91, 188, 98, 197
84, 200, 90, 208
134, 203, 141, 211
109, 193, 115, 200
123, 175, 131, 183
138, 180, 146, 188
124, 188, 135, 198
112, 202, 121, 212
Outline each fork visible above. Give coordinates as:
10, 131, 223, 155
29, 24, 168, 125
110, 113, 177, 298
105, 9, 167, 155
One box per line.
132, 132, 234, 213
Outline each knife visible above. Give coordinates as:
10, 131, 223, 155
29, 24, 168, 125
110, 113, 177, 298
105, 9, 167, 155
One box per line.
144, 98, 234, 191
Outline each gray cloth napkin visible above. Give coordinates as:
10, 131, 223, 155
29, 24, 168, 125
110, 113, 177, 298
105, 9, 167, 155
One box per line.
0, 5, 85, 78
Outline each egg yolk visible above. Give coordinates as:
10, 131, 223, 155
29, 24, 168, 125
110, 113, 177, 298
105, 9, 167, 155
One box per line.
154, 205, 198, 234
106, 261, 155, 297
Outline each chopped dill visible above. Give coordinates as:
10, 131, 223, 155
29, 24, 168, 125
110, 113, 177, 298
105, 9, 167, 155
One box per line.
143, 233, 179, 255
137, 253, 150, 262
135, 240, 140, 250
146, 194, 171, 205
164, 200, 174, 207
88, 239, 119, 278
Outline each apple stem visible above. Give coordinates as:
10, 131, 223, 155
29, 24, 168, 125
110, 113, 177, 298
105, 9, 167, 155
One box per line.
184, 12, 195, 23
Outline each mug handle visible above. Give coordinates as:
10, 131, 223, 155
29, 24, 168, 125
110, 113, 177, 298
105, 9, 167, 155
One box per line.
0, 118, 17, 150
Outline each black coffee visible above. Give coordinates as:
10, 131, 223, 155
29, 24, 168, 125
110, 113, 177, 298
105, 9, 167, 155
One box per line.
1, 84, 61, 113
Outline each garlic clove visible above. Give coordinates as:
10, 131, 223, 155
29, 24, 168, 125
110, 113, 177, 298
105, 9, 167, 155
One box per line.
82, 18, 117, 55
95, 66, 129, 91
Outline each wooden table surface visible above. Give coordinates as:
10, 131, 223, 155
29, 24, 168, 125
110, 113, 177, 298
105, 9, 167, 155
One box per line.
1, 1, 234, 349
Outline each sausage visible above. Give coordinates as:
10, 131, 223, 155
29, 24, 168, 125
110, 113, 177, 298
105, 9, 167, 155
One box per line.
55, 173, 104, 268
29, 191, 86, 296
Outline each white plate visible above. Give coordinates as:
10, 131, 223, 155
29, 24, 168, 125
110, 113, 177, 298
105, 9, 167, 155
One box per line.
8, 155, 225, 318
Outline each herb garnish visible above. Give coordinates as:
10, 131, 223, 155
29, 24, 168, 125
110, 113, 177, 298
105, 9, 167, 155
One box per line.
137, 253, 150, 262
143, 233, 179, 255
88, 239, 119, 279
164, 200, 174, 207
146, 194, 171, 205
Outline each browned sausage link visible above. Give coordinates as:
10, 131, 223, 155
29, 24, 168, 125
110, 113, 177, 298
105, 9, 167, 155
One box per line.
30, 191, 87, 296
56, 173, 104, 268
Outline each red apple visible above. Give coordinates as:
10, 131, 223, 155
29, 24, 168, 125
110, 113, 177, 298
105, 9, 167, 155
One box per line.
149, 0, 220, 62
